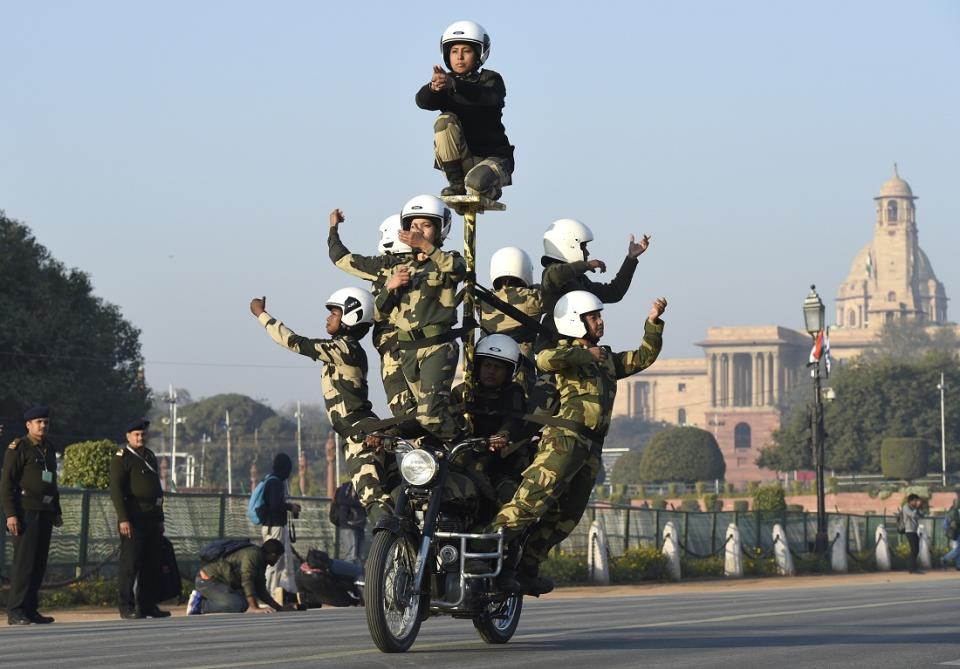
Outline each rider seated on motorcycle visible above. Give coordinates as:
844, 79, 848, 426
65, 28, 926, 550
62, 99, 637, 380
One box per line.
452, 334, 535, 525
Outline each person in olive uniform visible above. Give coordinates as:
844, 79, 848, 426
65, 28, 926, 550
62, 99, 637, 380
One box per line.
1, 406, 62, 626
109, 418, 171, 619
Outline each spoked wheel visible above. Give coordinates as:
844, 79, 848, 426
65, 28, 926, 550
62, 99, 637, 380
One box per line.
365, 531, 426, 653
473, 593, 523, 644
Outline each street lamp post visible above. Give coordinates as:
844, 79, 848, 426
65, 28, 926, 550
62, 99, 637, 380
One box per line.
938, 373, 948, 487
803, 285, 828, 553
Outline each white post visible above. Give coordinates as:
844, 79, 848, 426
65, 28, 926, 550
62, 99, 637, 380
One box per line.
588, 520, 611, 585
772, 523, 795, 576
225, 410, 233, 495
940, 373, 948, 487
829, 516, 848, 573
169, 384, 178, 487
662, 521, 681, 581
875, 525, 892, 571
724, 523, 743, 577
918, 522, 932, 569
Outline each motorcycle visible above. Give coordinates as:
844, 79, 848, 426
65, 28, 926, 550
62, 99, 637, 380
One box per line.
363, 434, 523, 653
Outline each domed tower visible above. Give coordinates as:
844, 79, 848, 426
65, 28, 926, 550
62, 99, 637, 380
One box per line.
835, 166, 947, 329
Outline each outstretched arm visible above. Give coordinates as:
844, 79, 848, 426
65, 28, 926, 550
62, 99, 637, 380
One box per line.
613, 298, 667, 378
250, 298, 343, 365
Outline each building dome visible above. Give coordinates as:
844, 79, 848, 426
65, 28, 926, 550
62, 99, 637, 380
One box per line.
876, 164, 914, 199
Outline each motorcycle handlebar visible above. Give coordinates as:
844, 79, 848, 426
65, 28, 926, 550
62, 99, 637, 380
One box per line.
363, 433, 489, 459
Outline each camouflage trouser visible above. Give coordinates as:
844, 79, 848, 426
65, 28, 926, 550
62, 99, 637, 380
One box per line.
344, 435, 399, 524
514, 341, 536, 396
492, 429, 602, 574
434, 113, 512, 200
400, 341, 465, 443
380, 348, 416, 418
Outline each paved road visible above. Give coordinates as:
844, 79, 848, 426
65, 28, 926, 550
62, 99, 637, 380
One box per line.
1, 578, 958, 668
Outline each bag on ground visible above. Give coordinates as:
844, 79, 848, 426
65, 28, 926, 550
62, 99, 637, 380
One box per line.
199, 538, 253, 563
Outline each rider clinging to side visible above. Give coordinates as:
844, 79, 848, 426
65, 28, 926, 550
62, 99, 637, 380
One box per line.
492, 291, 668, 596
328, 208, 417, 421
377, 195, 467, 445
249, 290, 397, 523
477, 247, 543, 395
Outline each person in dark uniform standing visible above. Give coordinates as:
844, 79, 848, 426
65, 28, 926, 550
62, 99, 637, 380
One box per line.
109, 418, 170, 619
1, 406, 62, 626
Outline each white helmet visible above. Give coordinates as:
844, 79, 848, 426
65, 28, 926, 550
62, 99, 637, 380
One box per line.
489, 246, 533, 287
401, 194, 453, 243
476, 334, 521, 377
377, 214, 411, 255
325, 287, 374, 327
543, 218, 594, 263
441, 20, 491, 70
553, 290, 603, 338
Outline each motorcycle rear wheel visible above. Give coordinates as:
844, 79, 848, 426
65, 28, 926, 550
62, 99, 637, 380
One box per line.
365, 531, 425, 653
473, 594, 523, 644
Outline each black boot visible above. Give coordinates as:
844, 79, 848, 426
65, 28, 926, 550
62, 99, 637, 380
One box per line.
440, 160, 466, 196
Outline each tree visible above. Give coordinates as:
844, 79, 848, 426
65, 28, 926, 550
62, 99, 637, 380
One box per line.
0, 213, 149, 442
881, 438, 928, 481
61, 440, 116, 489
610, 450, 645, 486
759, 349, 960, 474
752, 484, 787, 512
637, 427, 726, 483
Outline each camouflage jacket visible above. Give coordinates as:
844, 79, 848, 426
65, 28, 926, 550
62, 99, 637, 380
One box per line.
535, 318, 664, 439
327, 226, 410, 353
477, 284, 543, 344
257, 311, 374, 437
376, 246, 467, 334
536, 256, 638, 351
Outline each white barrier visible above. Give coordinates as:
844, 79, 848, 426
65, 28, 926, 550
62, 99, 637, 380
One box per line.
588, 520, 611, 585
724, 523, 743, 577
772, 523, 795, 576
918, 524, 932, 569
662, 521, 681, 581
829, 516, 848, 573
875, 525, 892, 571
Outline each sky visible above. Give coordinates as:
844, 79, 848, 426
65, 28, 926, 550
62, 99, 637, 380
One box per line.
2, 1, 958, 414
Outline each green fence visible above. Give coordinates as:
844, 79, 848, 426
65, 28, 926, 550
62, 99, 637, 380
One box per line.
0, 492, 950, 581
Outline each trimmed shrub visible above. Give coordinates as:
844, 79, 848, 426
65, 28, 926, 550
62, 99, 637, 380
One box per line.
681, 556, 723, 578
733, 500, 749, 512
610, 547, 668, 582
881, 438, 928, 481
752, 485, 787, 513
650, 497, 668, 510
539, 552, 588, 585
746, 481, 760, 495
694, 481, 707, 496
609, 450, 645, 486
680, 499, 701, 512
60, 440, 116, 489
667, 482, 679, 497
638, 427, 725, 483
702, 493, 723, 512
724, 482, 736, 494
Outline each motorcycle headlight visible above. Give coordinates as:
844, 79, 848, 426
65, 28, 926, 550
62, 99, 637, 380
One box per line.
400, 449, 438, 486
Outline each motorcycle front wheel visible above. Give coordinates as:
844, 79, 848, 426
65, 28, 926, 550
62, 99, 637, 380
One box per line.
365, 531, 426, 653
473, 593, 523, 644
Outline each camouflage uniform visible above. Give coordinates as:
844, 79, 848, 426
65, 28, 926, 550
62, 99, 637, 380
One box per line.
535, 256, 639, 353
328, 225, 417, 419
376, 246, 467, 443
493, 318, 664, 576
256, 311, 396, 521
477, 284, 543, 394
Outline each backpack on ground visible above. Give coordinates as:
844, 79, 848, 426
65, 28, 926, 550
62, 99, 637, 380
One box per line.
247, 473, 278, 525
199, 538, 253, 563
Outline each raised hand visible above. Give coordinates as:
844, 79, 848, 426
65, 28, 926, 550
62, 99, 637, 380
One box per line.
329, 208, 345, 228
648, 297, 668, 322
588, 346, 607, 362
250, 296, 266, 316
628, 234, 651, 259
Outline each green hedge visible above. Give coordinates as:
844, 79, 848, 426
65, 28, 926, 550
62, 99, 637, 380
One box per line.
60, 440, 116, 489
638, 427, 726, 483
752, 485, 787, 512
881, 438, 928, 480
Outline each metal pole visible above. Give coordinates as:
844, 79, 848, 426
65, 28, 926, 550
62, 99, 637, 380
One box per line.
170, 385, 178, 487
296, 400, 303, 463
939, 373, 947, 487
812, 355, 827, 553
462, 208, 477, 433
225, 410, 233, 494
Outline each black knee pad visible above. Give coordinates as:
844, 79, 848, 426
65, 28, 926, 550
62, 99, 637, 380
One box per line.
465, 164, 500, 197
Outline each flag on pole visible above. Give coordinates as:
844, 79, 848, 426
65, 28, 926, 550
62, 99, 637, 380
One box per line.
809, 329, 824, 365
808, 328, 833, 375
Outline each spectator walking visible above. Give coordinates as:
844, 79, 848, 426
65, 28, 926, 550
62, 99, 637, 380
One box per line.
260, 453, 301, 603
941, 494, 960, 569
1, 407, 61, 625
330, 481, 366, 563
902, 494, 924, 574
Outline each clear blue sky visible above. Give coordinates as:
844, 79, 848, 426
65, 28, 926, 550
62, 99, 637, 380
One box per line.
2, 1, 958, 413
